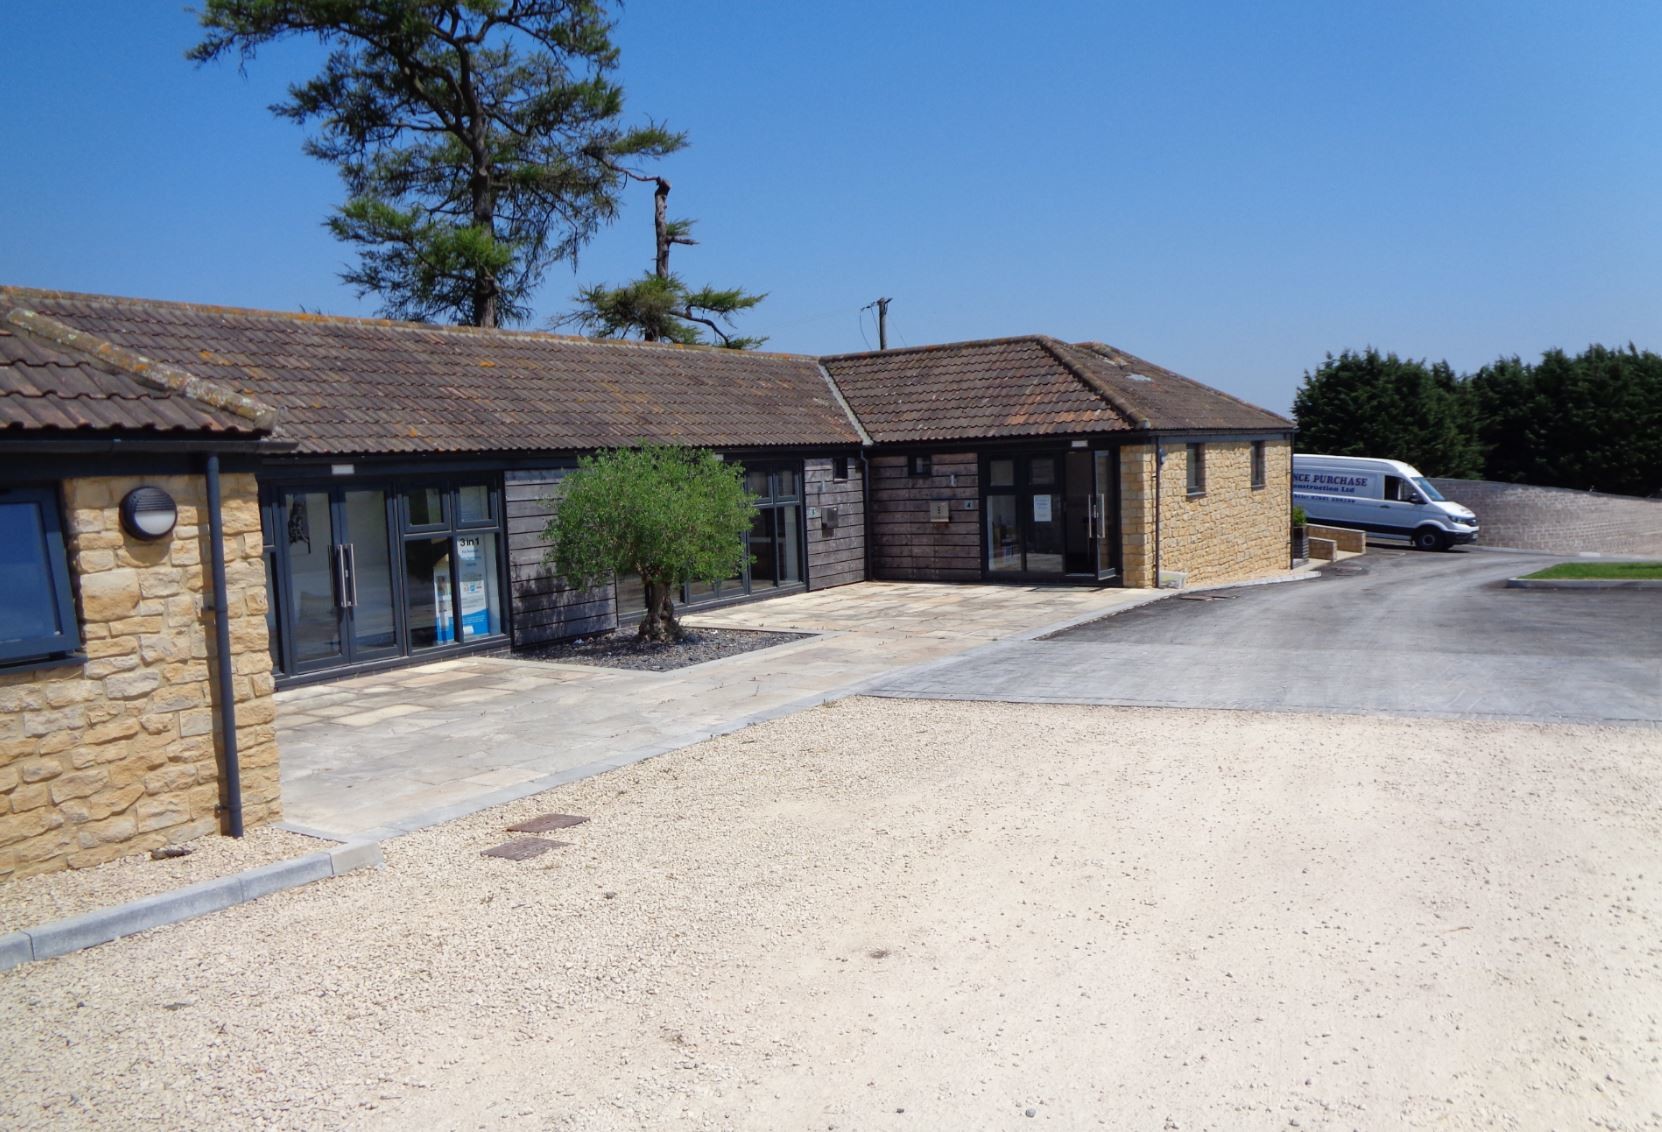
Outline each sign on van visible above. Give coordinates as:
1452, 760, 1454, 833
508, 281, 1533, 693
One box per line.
1292, 470, 1378, 496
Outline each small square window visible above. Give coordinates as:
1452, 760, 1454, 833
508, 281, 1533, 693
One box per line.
457, 483, 493, 524
832, 456, 849, 482
1186, 443, 1206, 496
0, 486, 82, 666
1251, 441, 1266, 490
908, 454, 932, 477
404, 486, 447, 528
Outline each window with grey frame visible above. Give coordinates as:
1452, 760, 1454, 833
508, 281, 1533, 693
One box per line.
0, 485, 82, 668
1251, 441, 1266, 489
617, 460, 804, 617
401, 481, 506, 650
1186, 443, 1206, 496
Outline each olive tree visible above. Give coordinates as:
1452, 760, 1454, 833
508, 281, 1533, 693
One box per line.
545, 445, 755, 642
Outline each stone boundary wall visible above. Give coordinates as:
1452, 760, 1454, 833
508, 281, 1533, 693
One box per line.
0, 474, 279, 881
1428, 478, 1662, 555
1307, 524, 1366, 553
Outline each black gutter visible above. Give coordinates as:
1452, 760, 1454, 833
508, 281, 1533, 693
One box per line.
203, 453, 244, 838
0, 436, 295, 455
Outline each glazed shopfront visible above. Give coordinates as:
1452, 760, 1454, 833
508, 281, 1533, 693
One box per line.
261, 471, 509, 682
261, 457, 815, 682
982, 447, 1119, 582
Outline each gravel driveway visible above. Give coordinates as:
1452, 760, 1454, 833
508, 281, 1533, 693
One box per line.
2, 698, 1657, 1130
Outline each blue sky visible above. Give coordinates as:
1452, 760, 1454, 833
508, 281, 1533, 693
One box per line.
4, 1, 1660, 413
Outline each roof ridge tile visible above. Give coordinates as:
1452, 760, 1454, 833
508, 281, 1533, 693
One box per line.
0, 285, 814, 363
1034, 337, 1146, 429
4, 307, 279, 430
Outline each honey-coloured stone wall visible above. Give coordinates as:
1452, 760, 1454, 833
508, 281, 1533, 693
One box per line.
0, 473, 280, 881
1120, 440, 1292, 587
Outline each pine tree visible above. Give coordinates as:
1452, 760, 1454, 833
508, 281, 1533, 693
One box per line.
192, 1, 681, 327
562, 167, 765, 348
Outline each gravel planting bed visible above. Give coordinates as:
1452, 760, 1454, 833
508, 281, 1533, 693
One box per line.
513, 626, 809, 671
0, 826, 330, 933
0, 700, 1657, 1130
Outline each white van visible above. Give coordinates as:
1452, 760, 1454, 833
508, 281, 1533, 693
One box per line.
1293, 454, 1479, 551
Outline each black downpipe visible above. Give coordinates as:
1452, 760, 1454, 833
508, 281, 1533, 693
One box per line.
204, 454, 245, 837
1153, 443, 1163, 589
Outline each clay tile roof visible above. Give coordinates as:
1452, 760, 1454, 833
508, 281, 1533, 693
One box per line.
0, 309, 272, 437
1061, 341, 1291, 432
0, 289, 862, 456
818, 337, 1134, 444
820, 336, 1288, 444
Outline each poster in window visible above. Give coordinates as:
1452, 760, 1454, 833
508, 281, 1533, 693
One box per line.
431, 551, 455, 644
1032, 495, 1053, 523
457, 535, 491, 639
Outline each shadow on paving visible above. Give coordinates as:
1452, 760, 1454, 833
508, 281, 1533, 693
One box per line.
871, 549, 1662, 724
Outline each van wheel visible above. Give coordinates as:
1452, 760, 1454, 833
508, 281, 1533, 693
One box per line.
1412, 527, 1447, 552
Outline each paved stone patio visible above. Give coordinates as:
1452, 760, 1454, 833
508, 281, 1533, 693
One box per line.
276, 581, 1155, 840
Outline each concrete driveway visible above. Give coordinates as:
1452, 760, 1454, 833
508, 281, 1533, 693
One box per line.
873, 548, 1662, 724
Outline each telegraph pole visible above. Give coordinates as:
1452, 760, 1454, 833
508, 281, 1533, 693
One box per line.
863, 297, 892, 350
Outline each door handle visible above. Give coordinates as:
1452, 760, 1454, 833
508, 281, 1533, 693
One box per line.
333, 544, 350, 609
344, 543, 359, 608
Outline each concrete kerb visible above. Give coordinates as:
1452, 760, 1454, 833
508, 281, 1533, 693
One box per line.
0, 838, 384, 972
1506, 577, 1662, 590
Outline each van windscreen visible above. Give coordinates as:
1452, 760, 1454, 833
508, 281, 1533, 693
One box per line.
1413, 477, 1446, 502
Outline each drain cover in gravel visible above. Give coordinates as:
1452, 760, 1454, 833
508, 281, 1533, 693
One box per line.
481, 838, 568, 861
507, 812, 590, 833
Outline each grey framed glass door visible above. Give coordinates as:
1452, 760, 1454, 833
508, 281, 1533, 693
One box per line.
985, 450, 1117, 582
984, 453, 1065, 578
1092, 449, 1119, 580
276, 487, 400, 674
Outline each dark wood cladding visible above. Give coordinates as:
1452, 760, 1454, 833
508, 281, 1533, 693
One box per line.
869, 452, 981, 580
804, 457, 865, 590
504, 468, 617, 645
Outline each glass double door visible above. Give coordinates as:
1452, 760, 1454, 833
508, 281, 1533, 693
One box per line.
985, 450, 1118, 580
278, 487, 400, 674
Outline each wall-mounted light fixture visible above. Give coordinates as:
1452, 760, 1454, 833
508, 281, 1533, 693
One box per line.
119, 486, 178, 541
